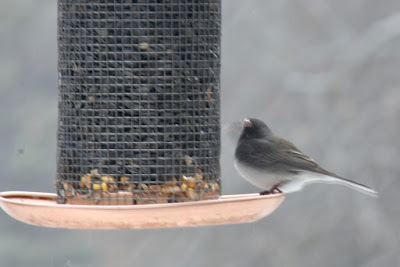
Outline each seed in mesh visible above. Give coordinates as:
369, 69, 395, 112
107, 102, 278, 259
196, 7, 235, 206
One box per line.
62, 168, 220, 205
57, 0, 221, 204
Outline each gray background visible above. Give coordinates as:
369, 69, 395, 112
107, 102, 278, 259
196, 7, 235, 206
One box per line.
1, 0, 399, 266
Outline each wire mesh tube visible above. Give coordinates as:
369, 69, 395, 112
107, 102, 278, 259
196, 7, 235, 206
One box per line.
57, 0, 221, 205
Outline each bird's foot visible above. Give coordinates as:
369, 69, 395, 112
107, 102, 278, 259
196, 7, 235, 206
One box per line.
270, 185, 282, 194
260, 182, 285, 195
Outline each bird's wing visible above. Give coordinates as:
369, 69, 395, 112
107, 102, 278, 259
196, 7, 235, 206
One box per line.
239, 137, 339, 177
273, 136, 317, 161
235, 139, 284, 167
274, 137, 340, 177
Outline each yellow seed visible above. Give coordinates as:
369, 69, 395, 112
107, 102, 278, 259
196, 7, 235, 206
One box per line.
162, 185, 181, 195
101, 183, 108, 191
210, 182, 220, 191
206, 87, 212, 101
181, 183, 188, 191
120, 176, 131, 184
108, 184, 117, 191
149, 185, 161, 192
162, 185, 172, 195
184, 155, 193, 166
195, 172, 203, 181
89, 169, 100, 179
125, 184, 136, 191
93, 183, 101, 191
201, 182, 209, 189
140, 183, 148, 191
181, 175, 189, 181
90, 169, 99, 176
171, 185, 181, 194
186, 188, 197, 200
63, 182, 72, 190
170, 177, 177, 185
188, 177, 196, 188
165, 178, 176, 186
80, 174, 92, 189
101, 175, 115, 183
139, 42, 149, 50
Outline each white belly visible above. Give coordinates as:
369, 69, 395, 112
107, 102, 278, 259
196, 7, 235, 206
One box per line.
234, 159, 335, 193
234, 159, 283, 190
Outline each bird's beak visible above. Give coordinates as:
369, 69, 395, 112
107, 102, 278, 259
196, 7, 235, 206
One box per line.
243, 118, 252, 128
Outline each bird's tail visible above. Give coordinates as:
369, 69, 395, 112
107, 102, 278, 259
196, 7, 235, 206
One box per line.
312, 168, 378, 197
331, 177, 378, 197
280, 171, 378, 197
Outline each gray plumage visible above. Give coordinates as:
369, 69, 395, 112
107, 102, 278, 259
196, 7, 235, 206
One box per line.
234, 118, 377, 196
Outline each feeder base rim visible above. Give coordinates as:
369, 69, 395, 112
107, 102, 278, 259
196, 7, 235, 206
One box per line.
0, 191, 284, 229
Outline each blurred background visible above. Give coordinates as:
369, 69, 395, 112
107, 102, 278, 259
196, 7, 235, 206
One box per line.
1, 0, 399, 266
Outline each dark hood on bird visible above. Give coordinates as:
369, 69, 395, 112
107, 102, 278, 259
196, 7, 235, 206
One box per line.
239, 118, 273, 140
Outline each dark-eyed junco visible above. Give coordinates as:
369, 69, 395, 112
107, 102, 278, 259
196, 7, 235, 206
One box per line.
234, 118, 377, 196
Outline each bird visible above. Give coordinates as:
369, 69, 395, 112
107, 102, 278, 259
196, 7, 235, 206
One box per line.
234, 118, 378, 197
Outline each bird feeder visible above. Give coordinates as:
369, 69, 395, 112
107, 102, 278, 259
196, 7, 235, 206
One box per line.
0, 0, 284, 229
56, 0, 222, 205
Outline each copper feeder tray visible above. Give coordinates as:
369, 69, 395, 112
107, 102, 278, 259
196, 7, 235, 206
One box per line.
0, 191, 284, 229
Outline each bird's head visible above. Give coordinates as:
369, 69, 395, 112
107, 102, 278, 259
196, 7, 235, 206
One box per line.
239, 118, 272, 140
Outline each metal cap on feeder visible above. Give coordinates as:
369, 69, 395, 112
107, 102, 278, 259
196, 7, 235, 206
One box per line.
0, 0, 284, 229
